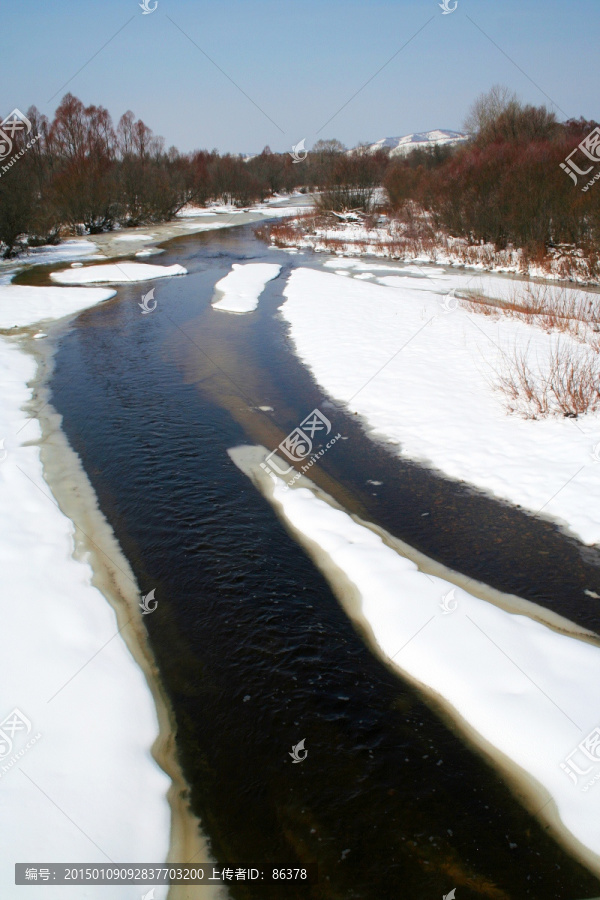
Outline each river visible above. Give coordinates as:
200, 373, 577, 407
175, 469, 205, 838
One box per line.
28, 222, 600, 899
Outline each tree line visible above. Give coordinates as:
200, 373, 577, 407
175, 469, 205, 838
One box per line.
0, 94, 293, 255
0, 92, 393, 256
384, 86, 600, 257
1, 88, 599, 259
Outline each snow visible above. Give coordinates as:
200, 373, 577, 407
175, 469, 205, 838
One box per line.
50, 262, 187, 284
359, 130, 468, 157
280, 266, 600, 544
3, 239, 100, 266
0, 285, 116, 329
256, 206, 304, 218
177, 204, 247, 217
34, 238, 98, 259
180, 205, 302, 221
0, 240, 102, 282
263, 473, 600, 861
324, 259, 411, 273
283, 218, 599, 285
177, 194, 303, 219
212, 263, 281, 314
135, 248, 164, 257
323, 259, 451, 279
0, 286, 171, 896
113, 233, 155, 241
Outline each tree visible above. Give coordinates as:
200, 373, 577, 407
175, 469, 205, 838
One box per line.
312, 138, 346, 154
48, 94, 117, 232
463, 84, 519, 137
477, 103, 558, 145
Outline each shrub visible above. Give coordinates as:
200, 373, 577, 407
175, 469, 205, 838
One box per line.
495, 340, 600, 418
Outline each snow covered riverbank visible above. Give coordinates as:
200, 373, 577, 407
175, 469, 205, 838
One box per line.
0, 193, 309, 284
280, 265, 600, 546
266, 214, 600, 285
0, 284, 210, 898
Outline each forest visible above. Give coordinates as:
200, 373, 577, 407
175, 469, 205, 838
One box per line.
1, 87, 599, 260
384, 87, 600, 258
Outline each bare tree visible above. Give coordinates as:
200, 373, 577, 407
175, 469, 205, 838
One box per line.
312, 139, 347, 154
463, 84, 519, 136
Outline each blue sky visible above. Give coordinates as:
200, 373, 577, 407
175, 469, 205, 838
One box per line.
2, 0, 598, 154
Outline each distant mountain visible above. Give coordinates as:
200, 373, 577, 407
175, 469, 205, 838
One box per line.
357, 129, 469, 157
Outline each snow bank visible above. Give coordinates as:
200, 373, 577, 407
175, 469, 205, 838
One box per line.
212, 263, 281, 314
0, 239, 100, 269
50, 262, 187, 284
177, 195, 302, 219
256, 206, 303, 218
281, 267, 600, 545
0, 285, 115, 329
113, 233, 155, 241
259, 468, 600, 864
324, 259, 414, 273
0, 240, 103, 285
281, 217, 600, 284
178, 204, 246, 217
0, 286, 171, 897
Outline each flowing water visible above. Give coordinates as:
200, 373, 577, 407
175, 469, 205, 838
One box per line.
34, 224, 600, 899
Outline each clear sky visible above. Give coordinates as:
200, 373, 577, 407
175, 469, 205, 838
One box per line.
2, 0, 598, 155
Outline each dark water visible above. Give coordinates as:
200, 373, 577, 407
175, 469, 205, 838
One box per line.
45, 225, 600, 899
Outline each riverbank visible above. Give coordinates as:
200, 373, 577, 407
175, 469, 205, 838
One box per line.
0, 194, 309, 283
277, 264, 600, 547
261, 211, 600, 285
0, 284, 221, 899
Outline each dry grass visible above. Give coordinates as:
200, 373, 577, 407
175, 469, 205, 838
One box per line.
495, 340, 600, 418
258, 212, 600, 419
466, 283, 600, 417
254, 211, 321, 247
257, 200, 600, 283
255, 204, 445, 260
463, 283, 600, 347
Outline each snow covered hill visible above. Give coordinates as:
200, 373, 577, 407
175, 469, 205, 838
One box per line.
358, 129, 468, 156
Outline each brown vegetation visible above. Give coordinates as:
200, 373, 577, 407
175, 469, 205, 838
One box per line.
463, 281, 600, 418
463, 283, 600, 344
4, 85, 600, 278
495, 341, 600, 418
0, 94, 299, 256
384, 87, 600, 265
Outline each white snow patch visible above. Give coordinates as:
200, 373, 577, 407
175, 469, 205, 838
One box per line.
50, 262, 187, 284
257, 206, 303, 218
324, 259, 418, 273
0, 285, 170, 896
113, 233, 155, 241
180, 221, 236, 231
213, 263, 281, 314
177, 204, 244, 217
269, 476, 600, 860
281, 267, 600, 544
0, 285, 115, 329
7, 239, 100, 267
135, 248, 164, 257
